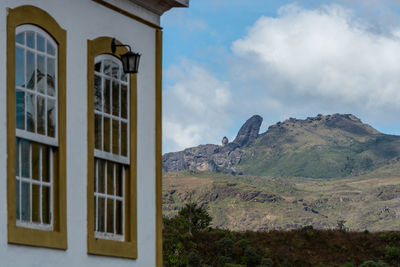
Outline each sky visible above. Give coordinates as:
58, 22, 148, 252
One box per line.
161, 0, 400, 153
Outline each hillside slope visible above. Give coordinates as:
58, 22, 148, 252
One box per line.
163, 114, 400, 178
163, 169, 400, 231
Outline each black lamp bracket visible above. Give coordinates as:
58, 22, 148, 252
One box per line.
111, 38, 132, 54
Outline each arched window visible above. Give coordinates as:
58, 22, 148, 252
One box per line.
15, 25, 57, 230
7, 5, 67, 249
93, 54, 129, 241
87, 37, 137, 258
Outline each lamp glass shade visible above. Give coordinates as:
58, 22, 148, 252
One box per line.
121, 51, 141, 74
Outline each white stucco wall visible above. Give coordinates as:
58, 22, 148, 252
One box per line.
0, 0, 157, 266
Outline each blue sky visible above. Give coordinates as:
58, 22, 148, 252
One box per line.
161, 0, 400, 153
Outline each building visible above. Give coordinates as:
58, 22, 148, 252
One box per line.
0, 0, 189, 266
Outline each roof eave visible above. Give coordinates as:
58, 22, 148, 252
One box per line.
129, 0, 189, 16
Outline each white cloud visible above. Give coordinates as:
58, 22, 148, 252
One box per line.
232, 4, 400, 110
163, 59, 233, 153
163, 3, 400, 153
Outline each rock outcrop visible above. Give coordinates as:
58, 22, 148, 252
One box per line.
232, 115, 263, 147
163, 113, 400, 178
162, 115, 263, 173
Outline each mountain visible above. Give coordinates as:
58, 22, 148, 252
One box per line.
163, 114, 400, 179
163, 114, 400, 231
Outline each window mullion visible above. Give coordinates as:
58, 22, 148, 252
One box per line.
95, 160, 99, 232
113, 163, 116, 235
39, 146, 43, 224
29, 142, 33, 223
104, 162, 108, 233
18, 139, 22, 221
122, 167, 125, 237
50, 148, 54, 227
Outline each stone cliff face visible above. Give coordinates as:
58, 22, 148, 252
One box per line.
162, 115, 263, 173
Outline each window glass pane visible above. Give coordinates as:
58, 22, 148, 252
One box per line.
37, 34, 45, 52
15, 46, 25, 88
116, 165, 122, 197
16, 90, 25, 130
104, 79, 111, 114
95, 114, 102, 150
16, 138, 20, 175
21, 181, 30, 221
47, 57, 55, 96
98, 160, 105, 194
26, 31, 35, 49
16, 32, 25, 45
107, 162, 114, 195
42, 186, 50, 224
95, 61, 102, 72
103, 60, 111, 76
94, 196, 97, 229
42, 146, 50, 182
94, 75, 102, 111
98, 197, 105, 232
47, 98, 56, 137
112, 120, 119, 155
37, 54, 46, 94
106, 199, 114, 233
116, 200, 123, 235
111, 61, 119, 79
121, 122, 127, 157
20, 139, 30, 178
47, 40, 55, 56
32, 143, 40, 181
112, 81, 120, 116
121, 71, 127, 82
16, 179, 20, 220
26, 50, 35, 90
37, 96, 46, 135
32, 184, 40, 222
121, 85, 127, 119
27, 93, 36, 133
103, 117, 110, 152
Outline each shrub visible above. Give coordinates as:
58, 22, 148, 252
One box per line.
338, 263, 355, 267
359, 260, 388, 267
302, 225, 313, 231
236, 239, 249, 250
242, 247, 261, 267
260, 257, 274, 267
384, 246, 400, 262
380, 232, 400, 246
187, 251, 202, 267
218, 237, 234, 257
216, 256, 232, 267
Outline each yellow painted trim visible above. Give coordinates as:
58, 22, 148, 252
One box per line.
87, 37, 138, 259
155, 29, 163, 267
7, 5, 67, 249
92, 0, 162, 30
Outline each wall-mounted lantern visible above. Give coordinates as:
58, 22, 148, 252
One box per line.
111, 38, 141, 74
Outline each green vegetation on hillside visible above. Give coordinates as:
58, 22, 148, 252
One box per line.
163, 204, 400, 267
163, 170, 400, 232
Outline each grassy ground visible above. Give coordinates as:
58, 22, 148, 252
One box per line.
163, 169, 400, 232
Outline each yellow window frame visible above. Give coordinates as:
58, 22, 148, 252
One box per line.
6, 5, 67, 249
87, 36, 138, 259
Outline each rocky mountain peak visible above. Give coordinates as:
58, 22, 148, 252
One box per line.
233, 115, 263, 147
267, 113, 379, 136
163, 113, 399, 177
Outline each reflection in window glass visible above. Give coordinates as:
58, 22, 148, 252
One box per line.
94, 54, 130, 241
15, 26, 57, 231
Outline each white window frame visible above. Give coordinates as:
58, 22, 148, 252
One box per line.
15, 24, 58, 230
93, 54, 129, 241
15, 24, 58, 147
